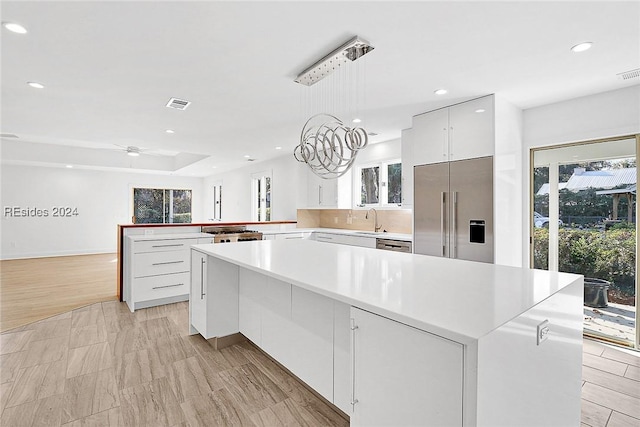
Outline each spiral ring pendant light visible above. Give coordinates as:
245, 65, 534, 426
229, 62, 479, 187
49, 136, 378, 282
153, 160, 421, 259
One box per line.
293, 36, 374, 180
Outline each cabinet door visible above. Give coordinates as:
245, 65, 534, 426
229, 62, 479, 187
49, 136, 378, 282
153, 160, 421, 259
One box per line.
308, 170, 338, 207
448, 96, 494, 161
401, 128, 414, 207
238, 268, 265, 346
190, 250, 207, 335
351, 307, 463, 427
333, 301, 352, 414
261, 277, 292, 363
288, 287, 335, 402
412, 107, 449, 166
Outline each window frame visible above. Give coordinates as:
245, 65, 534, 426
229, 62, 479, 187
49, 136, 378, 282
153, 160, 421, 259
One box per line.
130, 185, 193, 224
251, 170, 272, 222
354, 158, 402, 208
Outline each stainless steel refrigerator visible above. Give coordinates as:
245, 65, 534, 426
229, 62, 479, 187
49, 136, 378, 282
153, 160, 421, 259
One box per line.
413, 156, 494, 263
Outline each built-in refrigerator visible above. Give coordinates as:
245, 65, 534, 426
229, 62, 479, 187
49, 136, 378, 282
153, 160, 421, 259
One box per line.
413, 156, 494, 263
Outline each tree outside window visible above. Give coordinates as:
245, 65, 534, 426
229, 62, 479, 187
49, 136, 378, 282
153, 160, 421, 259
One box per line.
357, 160, 402, 207
133, 188, 192, 223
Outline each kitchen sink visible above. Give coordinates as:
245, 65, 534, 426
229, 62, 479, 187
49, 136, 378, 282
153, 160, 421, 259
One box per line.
353, 231, 382, 236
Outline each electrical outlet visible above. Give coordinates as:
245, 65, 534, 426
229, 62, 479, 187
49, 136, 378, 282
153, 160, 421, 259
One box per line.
10, 242, 16, 248
334, 217, 338, 224
537, 320, 550, 345
144, 229, 154, 236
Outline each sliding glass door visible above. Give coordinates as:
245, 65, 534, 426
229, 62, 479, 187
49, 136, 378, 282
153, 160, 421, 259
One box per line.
531, 136, 638, 349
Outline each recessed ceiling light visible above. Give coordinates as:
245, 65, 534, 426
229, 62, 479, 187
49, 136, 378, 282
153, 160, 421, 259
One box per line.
2, 22, 27, 34
570, 42, 593, 53
352, 118, 362, 124
165, 129, 175, 134
475, 109, 486, 113
27, 81, 44, 89
275, 146, 282, 150
65, 165, 73, 168
434, 89, 447, 95
243, 155, 251, 158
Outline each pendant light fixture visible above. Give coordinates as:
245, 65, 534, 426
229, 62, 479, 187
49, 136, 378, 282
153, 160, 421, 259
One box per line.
293, 36, 374, 179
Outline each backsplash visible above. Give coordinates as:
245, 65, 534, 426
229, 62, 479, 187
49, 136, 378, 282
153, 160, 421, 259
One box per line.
297, 209, 412, 234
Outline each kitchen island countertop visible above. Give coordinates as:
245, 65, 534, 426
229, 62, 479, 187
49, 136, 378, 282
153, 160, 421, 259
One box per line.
192, 239, 581, 344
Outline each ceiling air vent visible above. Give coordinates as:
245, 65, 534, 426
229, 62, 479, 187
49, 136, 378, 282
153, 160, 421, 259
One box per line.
0, 133, 19, 138
617, 68, 640, 81
166, 97, 191, 110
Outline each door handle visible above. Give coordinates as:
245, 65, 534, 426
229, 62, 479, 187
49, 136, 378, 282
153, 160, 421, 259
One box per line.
452, 191, 458, 259
152, 260, 184, 266
441, 192, 446, 257
350, 317, 358, 412
442, 127, 447, 158
200, 258, 205, 299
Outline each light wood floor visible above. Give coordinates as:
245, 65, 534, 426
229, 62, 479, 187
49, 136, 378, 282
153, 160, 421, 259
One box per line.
0, 301, 348, 426
0, 254, 118, 332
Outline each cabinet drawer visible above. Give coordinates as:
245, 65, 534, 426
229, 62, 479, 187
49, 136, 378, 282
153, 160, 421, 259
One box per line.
133, 272, 190, 301
133, 250, 190, 278
133, 238, 198, 254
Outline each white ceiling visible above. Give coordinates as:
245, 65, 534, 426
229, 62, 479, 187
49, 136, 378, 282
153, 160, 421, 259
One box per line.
1, 1, 639, 176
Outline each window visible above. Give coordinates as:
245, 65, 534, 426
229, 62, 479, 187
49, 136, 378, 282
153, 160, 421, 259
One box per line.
251, 172, 271, 222
356, 160, 402, 207
133, 188, 192, 223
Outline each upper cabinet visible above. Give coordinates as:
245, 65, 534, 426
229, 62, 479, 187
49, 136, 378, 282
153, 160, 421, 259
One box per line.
411, 95, 495, 166
401, 128, 415, 207
307, 170, 338, 208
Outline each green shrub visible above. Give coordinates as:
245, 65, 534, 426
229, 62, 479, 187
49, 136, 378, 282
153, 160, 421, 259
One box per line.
533, 228, 636, 305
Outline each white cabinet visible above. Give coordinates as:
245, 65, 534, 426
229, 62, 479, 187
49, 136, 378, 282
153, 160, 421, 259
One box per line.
350, 307, 463, 426
238, 268, 264, 345
219, 265, 350, 411
313, 232, 376, 248
261, 277, 293, 364
190, 250, 207, 335
288, 287, 334, 401
189, 251, 239, 339
307, 171, 338, 207
413, 106, 450, 165
127, 237, 202, 311
263, 232, 310, 241
448, 95, 494, 161
401, 127, 415, 207
413, 95, 494, 166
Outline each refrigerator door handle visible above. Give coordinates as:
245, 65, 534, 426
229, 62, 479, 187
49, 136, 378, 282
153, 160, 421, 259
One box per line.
452, 191, 458, 259
441, 192, 446, 257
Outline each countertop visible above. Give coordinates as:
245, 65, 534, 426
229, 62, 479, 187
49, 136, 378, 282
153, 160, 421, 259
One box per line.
260, 228, 412, 242
192, 240, 581, 344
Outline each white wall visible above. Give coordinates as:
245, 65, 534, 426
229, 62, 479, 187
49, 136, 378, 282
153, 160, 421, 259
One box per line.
0, 165, 205, 259
521, 85, 640, 266
203, 155, 303, 222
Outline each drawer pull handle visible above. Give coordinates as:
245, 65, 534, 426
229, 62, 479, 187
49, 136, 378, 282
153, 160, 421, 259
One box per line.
151, 260, 184, 266
152, 283, 184, 289
151, 244, 184, 248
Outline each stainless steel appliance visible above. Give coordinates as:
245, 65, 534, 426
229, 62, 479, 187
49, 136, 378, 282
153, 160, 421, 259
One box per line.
413, 156, 493, 263
376, 238, 412, 253
202, 225, 263, 243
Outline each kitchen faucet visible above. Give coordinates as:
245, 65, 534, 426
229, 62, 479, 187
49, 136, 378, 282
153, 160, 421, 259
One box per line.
365, 208, 382, 232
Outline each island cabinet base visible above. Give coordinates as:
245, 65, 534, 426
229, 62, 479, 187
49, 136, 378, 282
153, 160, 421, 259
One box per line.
189, 251, 352, 414
190, 246, 583, 427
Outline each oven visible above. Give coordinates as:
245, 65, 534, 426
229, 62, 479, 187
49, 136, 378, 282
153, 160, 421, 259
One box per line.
202, 225, 263, 243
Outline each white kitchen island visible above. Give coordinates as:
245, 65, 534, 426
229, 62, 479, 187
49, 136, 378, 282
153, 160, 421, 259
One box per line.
189, 239, 583, 427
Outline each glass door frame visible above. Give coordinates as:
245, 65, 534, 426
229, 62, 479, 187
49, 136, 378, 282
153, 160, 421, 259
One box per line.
529, 133, 640, 350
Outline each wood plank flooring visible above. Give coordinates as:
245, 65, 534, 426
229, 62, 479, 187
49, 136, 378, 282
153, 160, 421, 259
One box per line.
0, 301, 349, 426
0, 301, 637, 426
0, 254, 118, 331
